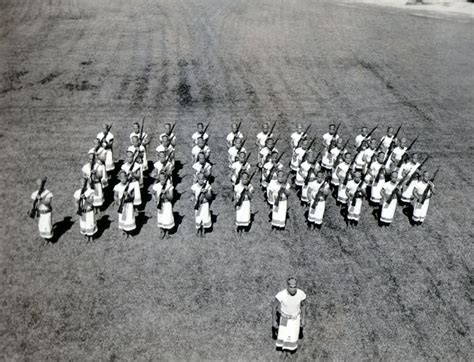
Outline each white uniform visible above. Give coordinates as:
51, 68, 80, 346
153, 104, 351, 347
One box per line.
74, 188, 97, 236
159, 132, 176, 145
268, 181, 290, 227
322, 132, 339, 147
226, 131, 243, 146
381, 135, 395, 149
192, 162, 212, 180
355, 134, 370, 148
191, 182, 212, 229
96, 131, 114, 171
290, 147, 306, 172
129, 131, 148, 144
386, 146, 407, 170
380, 181, 398, 224
275, 289, 306, 351
368, 162, 385, 204
302, 177, 318, 204
321, 147, 342, 170
362, 148, 376, 173
256, 131, 273, 149
152, 182, 175, 230
290, 132, 304, 149
228, 146, 246, 167
234, 183, 253, 227
82, 163, 105, 207
412, 181, 432, 223
113, 182, 136, 231
121, 162, 142, 206
230, 161, 251, 184
192, 145, 210, 161
331, 161, 349, 187
259, 146, 278, 165
128, 144, 148, 171
353, 150, 366, 171
308, 182, 329, 225
346, 180, 365, 221
192, 131, 209, 145
262, 161, 283, 188
401, 179, 419, 203
153, 160, 173, 177
31, 189, 53, 239
296, 161, 317, 187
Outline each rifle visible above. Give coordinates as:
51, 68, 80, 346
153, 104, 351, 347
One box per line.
350, 179, 366, 207
342, 154, 358, 186
29, 177, 47, 219
310, 177, 329, 210
99, 124, 113, 148
268, 120, 277, 137
88, 152, 97, 190
304, 151, 322, 186
194, 184, 209, 210
333, 138, 350, 164
386, 169, 412, 204
265, 152, 285, 183
332, 123, 341, 142
235, 171, 256, 208
202, 123, 210, 137
236, 121, 242, 133
156, 181, 169, 210
235, 152, 252, 185
274, 186, 286, 208
364, 126, 378, 142
117, 151, 139, 214
307, 137, 317, 151
386, 125, 402, 153
76, 181, 89, 216
420, 168, 439, 203
405, 156, 430, 186
138, 116, 145, 146
240, 138, 247, 149
296, 124, 311, 149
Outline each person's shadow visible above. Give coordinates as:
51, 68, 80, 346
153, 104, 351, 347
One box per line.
94, 214, 112, 239
169, 212, 184, 236
50, 216, 75, 243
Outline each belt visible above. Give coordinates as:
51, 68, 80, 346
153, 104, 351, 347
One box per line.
280, 311, 300, 320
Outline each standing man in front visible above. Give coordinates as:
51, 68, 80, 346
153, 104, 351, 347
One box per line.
30, 177, 54, 243
272, 278, 307, 355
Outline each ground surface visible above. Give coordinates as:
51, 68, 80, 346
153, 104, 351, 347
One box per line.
1, 0, 473, 360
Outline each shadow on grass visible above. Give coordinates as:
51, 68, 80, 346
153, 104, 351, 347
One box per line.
132, 212, 151, 235
51, 216, 75, 243
169, 212, 184, 236
94, 214, 112, 239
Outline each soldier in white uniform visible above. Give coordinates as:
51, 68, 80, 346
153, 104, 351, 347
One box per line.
160, 123, 176, 146
272, 278, 307, 355
258, 138, 278, 167
74, 178, 97, 241
226, 122, 244, 148
230, 152, 251, 185
256, 123, 274, 150
321, 138, 344, 173
152, 172, 175, 239
355, 126, 370, 148
152, 151, 174, 179
290, 124, 307, 150
412, 170, 435, 225
192, 123, 209, 145
307, 171, 330, 229
30, 178, 54, 242
322, 123, 340, 148
192, 152, 212, 182
367, 152, 386, 205
262, 151, 284, 190
228, 137, 246, 167
345, 171, 366, 227
191, 173, 213, 237
96, 124, 114, 172
113, 171, 136, 237
82, 150, 106, 210
267, 171, 291, 231
379, 171, 400, 226
234, 172, 254, 233
290, 139, 309, 173
192, 137, 210, 163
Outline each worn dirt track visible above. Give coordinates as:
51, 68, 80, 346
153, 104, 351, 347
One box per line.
1, 0, 473, 360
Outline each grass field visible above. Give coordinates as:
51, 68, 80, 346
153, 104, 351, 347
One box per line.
1, 0, 473, 360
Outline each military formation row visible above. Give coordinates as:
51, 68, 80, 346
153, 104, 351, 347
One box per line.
29, 121, 436, 242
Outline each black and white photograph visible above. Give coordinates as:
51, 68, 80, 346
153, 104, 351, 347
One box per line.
1, 0, 472, 359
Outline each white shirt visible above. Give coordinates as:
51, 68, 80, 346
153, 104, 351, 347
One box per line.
192, 145, 210, 160
256, 131, 273, 148
355, 134, 370, 148
96, 131, 114, 144
275, 289, 306, 316
381, 135, 395, 149
290, 132, 304, 149
226, 131, 243, 145
322, 132, 339, 147
129, 131, 148, 143
192, 131, 209, 144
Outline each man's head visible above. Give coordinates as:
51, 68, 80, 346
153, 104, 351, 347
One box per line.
197, 172, 206, 186
158, 151, 166, 163
369, 139, 377, 149
241, 172, 249, 186
306, 150, 315, 164
164, 123, 172, 134
133, 122, 140, 133
399, 137, 407, 148
197, 137, 205, 148
103, 123, 110, 132
118, 170, 127, 184
301, 139, 310, 150
271, 151, 279, 162
277, 170, 286, 184
262, 123, 270, 134
361, 126, 368, 136
232, 123, 239, 134
159, 171, 167, 185
387, 127, 394, 136
162, 135, 170, 148
234, 137, 243, 149
329, 124, 336, 135
377, 151, 385, 164
238, 151, 247, 163
422, 170, 430, 182
265, 138, 275, 149
197, 123, 204, 133
131, 135, 139, 146
360, 141, 368, 151
125, 151, 134, 164
344, 152, 352, 163
390, 170, 398, 183
316, 170, 324, 183
197, 152, 206, 164
411, 152, 419, 164
88, 150, 95, 162
353, 170, 362, 183
336, 138, 344, 149
297, 124, 303, 133
287, 277, 298, 296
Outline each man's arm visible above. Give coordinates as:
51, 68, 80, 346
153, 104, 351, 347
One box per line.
300, 299, 306, 327
272, 298, 280, 329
